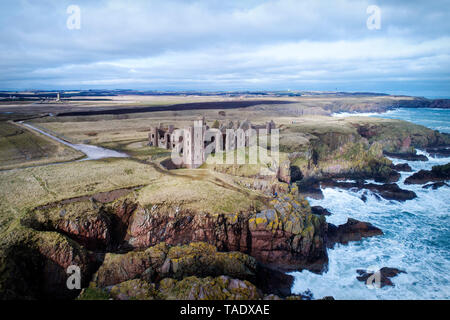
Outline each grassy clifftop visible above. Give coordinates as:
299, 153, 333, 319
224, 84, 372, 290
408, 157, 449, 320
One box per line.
277, 116, 449, 182
344, 117, 450, 152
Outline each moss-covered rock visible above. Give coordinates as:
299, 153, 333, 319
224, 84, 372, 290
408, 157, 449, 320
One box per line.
158, 276, 263, 300
280, 117, 449, 185
109, 279, 159, 300
165, 242, 257, 280
91, 242, 169, 288
0, 229, 92, 300
84, 276, 264, 301
91, 242, 257, 288
22, 200, 113, 251
77, 287, 111, 300
125, 189, 327, 272
290, 140, 396, 183
349, 118, 450, 153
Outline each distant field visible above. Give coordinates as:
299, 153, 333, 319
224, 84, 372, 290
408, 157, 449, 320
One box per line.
0, 94, 423, 119
0, 122, 84, 170
57, 100, 295, 117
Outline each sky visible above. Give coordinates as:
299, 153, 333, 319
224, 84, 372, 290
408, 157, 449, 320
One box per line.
0, 0, 449, 97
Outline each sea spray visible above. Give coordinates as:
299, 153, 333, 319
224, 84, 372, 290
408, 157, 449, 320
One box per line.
290, 148, 450, 299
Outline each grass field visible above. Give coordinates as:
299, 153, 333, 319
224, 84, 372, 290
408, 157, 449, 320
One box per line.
0, 122, 84, 170
137, 169, 266, 214
0, 155, 268, 236
0, 158, 164, 233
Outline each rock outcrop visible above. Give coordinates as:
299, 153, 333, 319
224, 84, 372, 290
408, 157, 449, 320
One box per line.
277, 160, 292, 184
125, 195, 328, 273
391, 163, 412, 172
91, 242, 258, 288
311, 206, 332, 216
108, 279, 158, 300
384, 151, 428, 161
327, 218, 383, 247
320, 180, 417, 201
425, 146, 450, 158
83, 276, 264, 300
158, 276, 263, 300
296, 179, 324, 200
350, 119, 449, 155
405, 163, 450, 185
356, 267, 406, 288
0, 231, 93, 300
422, 182, 449, 190
22, 201, 113, 251
80, 276, 318, 301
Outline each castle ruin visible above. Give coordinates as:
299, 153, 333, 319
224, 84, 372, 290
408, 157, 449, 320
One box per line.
148, 117, 276, 169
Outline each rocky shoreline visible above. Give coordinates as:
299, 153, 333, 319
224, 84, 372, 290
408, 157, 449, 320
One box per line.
1, 115, 449, 300
0, 181, 391, 300
405, 163, 450, 185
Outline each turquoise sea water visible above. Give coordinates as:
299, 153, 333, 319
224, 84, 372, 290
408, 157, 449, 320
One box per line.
374, 108, 450, 134
291, 108, 450, 300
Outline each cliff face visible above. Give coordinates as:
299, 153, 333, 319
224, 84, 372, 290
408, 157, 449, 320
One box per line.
392, 97, 450, 110
428, 99, 450, 109
0, 171, 389, 300
318, 97, 450, 113
0, 186, 327, 300
91, 242, 258, 287
348, 119, 450, 153
0, 230, 93, 300
22, 191, 327, 273
125, 194, 327, 272
279, 117, 450, 186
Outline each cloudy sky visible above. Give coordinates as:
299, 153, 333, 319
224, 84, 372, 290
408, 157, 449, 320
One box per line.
0, 0, 449, 97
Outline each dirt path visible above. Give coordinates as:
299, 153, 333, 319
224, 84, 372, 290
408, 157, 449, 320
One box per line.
20, 122, 129, 160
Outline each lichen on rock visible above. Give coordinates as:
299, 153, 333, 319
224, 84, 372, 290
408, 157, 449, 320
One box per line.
91, 242, 258, 288
158, 275, 263, 300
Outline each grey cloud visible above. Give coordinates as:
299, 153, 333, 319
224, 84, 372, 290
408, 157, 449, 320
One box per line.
0, 0, 449, 96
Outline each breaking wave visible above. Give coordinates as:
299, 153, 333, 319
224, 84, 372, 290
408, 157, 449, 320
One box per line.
291, 112, 450, 299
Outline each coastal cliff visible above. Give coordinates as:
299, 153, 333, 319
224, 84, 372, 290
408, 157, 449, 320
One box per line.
0, 115, 446, 300
0, 178, 383, 300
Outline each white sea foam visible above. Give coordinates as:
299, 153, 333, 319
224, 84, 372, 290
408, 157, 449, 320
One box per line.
291, 150, 450, 300
332, 112, 382, 118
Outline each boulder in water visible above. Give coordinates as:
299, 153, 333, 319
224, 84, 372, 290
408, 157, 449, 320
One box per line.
425, 146, 450, 158
384, 151, 428, 161
327, 218, 383, 247
311, 206, 332, 216
320, 180, 417, 201
356, 267, 406, 288
391, 163, 412, 172
422, 182, 449, 190
405, 163, 450, 185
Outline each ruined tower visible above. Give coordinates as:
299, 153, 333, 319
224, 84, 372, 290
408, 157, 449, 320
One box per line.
149, 127, 159, 147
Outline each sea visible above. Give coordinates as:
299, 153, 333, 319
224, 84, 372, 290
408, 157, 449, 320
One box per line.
290, 108, 450, 300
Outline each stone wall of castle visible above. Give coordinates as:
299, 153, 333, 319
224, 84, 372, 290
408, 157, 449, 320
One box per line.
148, 118, 276, 169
